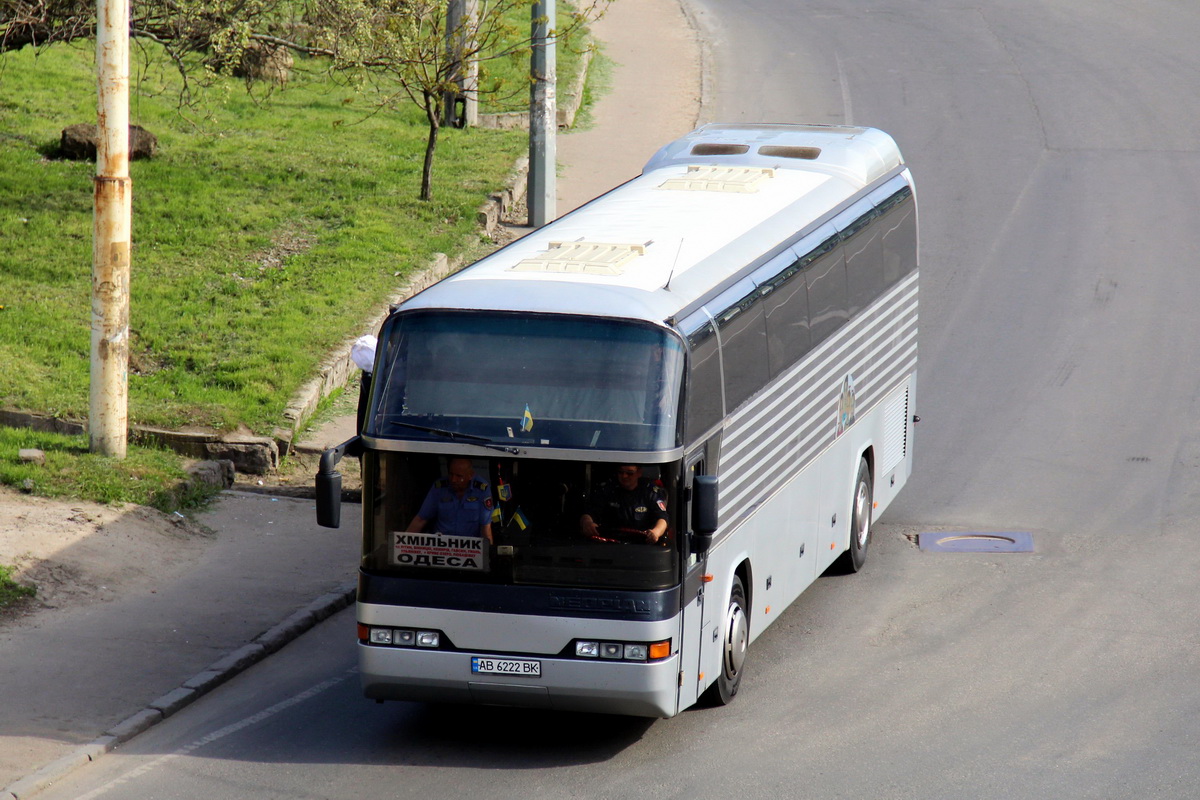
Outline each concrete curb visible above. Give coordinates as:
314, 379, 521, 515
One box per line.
0, 580, 357, 800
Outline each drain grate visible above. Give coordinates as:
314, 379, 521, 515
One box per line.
918, 532, 1033, 553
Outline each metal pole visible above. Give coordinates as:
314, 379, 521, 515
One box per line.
91, 0, 131, 458
527, 0, 556, 227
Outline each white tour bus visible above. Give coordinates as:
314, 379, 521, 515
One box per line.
317, 123, 918, 718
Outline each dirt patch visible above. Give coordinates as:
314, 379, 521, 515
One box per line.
0, 486, 213, 628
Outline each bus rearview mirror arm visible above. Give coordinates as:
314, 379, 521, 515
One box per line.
316, 436, 364, 529
692, 475, 719, 554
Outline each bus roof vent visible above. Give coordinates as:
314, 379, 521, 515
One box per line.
690, 143, 750, 156
510, 241, 647, 276
658, 165, 775, 193
758, 144, 821, 160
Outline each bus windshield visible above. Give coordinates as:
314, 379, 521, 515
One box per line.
366, 311, 685, 452
363, 452, 681, 591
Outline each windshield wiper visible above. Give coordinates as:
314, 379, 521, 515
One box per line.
386, 421, 520, 454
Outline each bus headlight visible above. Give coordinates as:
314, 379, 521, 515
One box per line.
361, 625, 440, 648
571, 638, 671, 662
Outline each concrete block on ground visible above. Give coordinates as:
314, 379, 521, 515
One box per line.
149, 687, 197, 718
182, 669, 227, 695
206, 642, 266, 675
106, 708, 163, 743
256, 610, 318, 653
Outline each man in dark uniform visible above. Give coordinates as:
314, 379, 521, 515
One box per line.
407, 457, 494, 543
580, 465, 669, 544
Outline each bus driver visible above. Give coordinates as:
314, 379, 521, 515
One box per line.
407, 457, 494, 543
580, 465, 669, 544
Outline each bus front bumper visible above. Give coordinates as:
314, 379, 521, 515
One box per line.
359, 643, 680, 718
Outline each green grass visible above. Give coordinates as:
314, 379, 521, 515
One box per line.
0, 426, 223, 511
0, 42, 533, 434
0, 564, 36, 610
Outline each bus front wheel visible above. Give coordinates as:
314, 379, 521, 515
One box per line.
704, 575, 748, 706
843, 458, 873, 573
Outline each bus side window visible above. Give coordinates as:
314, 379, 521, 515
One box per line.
710, 277, 769, 411
804, 227, 848, 348
752, 241, 813, 379
836, 198, 883, 319
870, 177, 917, 289
681, 310, 724, 443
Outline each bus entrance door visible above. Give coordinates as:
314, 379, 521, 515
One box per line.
677, 555, 708, 712
677, 457, 711, 712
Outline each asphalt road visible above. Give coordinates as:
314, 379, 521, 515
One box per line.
37, 0, 1200, 797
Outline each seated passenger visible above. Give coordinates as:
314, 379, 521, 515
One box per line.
580, 465, 668, 544
407, 457, 494, 543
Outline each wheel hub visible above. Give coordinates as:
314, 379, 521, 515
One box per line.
724, 603, 748, 676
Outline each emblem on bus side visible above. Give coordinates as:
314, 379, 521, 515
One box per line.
836, 374, 857, 437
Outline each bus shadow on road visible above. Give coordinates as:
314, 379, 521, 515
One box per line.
377, 702, 656, 768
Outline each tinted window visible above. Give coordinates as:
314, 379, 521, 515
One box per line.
369, 312, 685, 452
363, 451, 680, 591
680, 309, 723, 443
803, 225, 848, 347
870, 177, 917, 288
836, 198, 883, 317
752, 246, 811, 377
709, 277, 769, 411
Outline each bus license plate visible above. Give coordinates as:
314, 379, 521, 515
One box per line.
471, 656, 541, 677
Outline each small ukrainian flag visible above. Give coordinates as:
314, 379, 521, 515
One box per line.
491, 505, 502, 524
521, 404, 534, 433
512, 508, 529, 530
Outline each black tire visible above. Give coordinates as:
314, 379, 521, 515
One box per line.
842, 458, 873, 573
703, 575, 748, 706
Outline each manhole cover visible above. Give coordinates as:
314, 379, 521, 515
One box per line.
918, 532, 1033, 553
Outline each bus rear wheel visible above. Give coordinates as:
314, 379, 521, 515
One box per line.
843, 458, 873, 573
704, 575, 748, 706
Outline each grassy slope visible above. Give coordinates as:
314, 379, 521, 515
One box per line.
0, 43, 528, 434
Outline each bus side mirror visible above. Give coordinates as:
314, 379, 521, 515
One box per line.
692, 475, 719, 554
316, 469, 342, 528
315, 436, 362, 529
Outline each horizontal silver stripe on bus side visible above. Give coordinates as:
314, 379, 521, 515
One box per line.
720, 275, 917, 470
721, 347, 917, 520
717, 272, 918, 521
719, 286, 918, 471
719, 326, 917, 513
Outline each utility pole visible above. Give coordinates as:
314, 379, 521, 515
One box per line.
91, 0, 131, 458
527, 0, 556, 227
443, 0, 478, 128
